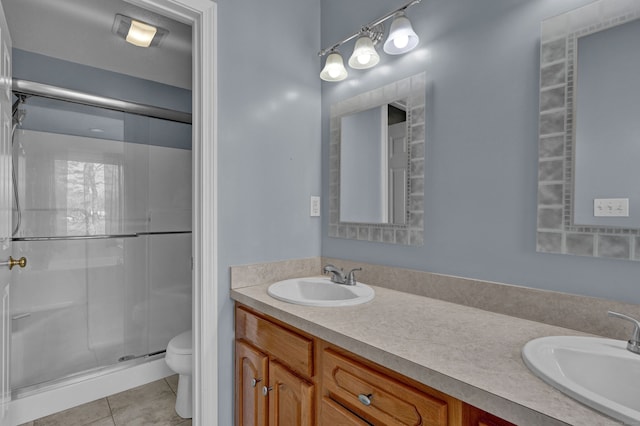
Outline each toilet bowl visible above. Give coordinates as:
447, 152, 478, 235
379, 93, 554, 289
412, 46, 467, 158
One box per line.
165, 330, 192, 418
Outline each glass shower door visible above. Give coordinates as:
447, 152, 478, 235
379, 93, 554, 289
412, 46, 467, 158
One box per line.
9, 97, 192, 392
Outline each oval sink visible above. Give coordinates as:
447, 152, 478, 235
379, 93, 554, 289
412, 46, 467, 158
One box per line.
267, 277, 374, 307
522, 336, 640, 423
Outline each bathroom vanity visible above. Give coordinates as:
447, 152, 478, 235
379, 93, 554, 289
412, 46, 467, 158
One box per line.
231, 280, 623, 426
235, 304, 512, 426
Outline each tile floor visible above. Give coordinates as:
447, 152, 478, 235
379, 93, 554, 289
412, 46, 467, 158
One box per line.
19, 375, 191, 426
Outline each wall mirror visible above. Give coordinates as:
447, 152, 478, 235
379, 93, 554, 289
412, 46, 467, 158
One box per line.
328, 72, 426, 245
536, 0, 640, 260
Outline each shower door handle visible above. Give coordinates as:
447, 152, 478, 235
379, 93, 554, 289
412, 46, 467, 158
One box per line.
0, 256, 27, 270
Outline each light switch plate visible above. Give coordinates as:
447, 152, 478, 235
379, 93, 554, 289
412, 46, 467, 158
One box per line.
594, 198, 629, 217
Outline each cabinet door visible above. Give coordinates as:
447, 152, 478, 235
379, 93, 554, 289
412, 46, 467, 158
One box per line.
268, 360, 314, 426
236, 340, 269, 426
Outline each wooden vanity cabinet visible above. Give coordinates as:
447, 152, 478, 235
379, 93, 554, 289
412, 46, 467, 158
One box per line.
235, 306, 315, 426
235, 304, 514, 426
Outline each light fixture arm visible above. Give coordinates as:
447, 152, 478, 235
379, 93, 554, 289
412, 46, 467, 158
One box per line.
318, 0, 422, 57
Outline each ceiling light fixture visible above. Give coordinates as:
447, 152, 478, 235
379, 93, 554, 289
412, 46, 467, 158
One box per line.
319, 0, 422, 82
127, 19, 157, 47
112, 14, 169, 48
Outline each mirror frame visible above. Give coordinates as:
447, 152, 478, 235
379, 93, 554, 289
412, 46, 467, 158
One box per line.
328, 72, 426, 245
536, 0, 640, 260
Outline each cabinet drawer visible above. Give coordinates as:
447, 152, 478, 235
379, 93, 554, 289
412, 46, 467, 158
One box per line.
320, 397, 370, 426
464, 404, 516, 426
323, 349, 448, 426
236, 306, 313, 378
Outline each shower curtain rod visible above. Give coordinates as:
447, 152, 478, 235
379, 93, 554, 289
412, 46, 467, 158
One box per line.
12, 79, 192, 125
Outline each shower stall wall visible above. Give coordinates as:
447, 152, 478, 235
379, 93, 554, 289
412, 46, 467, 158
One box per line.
9, 85, 192, 395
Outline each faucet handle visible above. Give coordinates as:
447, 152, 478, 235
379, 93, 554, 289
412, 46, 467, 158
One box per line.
346, 268, 362, 285
608, 311, 640, 354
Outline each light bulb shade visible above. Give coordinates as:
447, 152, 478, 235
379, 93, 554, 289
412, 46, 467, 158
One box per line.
348, 36, 380, 69
320, 52, 348, 81
383, 12, 419, 55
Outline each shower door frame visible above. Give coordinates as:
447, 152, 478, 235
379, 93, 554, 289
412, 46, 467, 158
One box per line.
123, 1, 219, 425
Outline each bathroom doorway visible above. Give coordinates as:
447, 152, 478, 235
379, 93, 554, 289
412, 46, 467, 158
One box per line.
0, 0, 217, 424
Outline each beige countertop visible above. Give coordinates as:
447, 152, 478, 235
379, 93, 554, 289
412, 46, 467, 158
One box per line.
231, 281, 624, 426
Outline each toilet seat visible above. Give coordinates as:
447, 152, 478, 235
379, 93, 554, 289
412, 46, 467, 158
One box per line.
168, 330, 192, 355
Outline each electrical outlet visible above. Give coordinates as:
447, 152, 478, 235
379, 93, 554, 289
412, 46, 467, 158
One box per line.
594, 198, 629, 217
310, 196, 320, 217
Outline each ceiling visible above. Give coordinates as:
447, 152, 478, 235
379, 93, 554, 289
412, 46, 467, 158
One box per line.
1, 0, 192, 89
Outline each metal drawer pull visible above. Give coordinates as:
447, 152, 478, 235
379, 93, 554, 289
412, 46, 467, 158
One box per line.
262, 386, 273, 396
250, 378, 262, 388
358, 393, 373, 406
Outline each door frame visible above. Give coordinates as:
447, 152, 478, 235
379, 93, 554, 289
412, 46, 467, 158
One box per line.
124, 1, 218, 425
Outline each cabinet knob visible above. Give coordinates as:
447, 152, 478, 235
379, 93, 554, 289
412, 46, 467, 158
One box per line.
250, 378, 262, 388
358, 393, 373, 406
262, 386, 273, 397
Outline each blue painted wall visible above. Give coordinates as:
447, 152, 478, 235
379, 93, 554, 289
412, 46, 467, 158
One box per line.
321, 0, 640, 305
216, 0, 322, 423
12, 49, 191, 149
13, 49, 191, 112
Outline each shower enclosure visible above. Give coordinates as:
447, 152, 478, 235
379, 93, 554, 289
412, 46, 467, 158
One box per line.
9, 80, 192, 396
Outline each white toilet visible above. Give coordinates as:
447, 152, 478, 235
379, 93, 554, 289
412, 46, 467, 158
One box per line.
165, 330, 193, 418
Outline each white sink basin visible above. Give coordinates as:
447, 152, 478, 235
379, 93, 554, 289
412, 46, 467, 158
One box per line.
522, 336, 640, 423
267, 277, 374, 307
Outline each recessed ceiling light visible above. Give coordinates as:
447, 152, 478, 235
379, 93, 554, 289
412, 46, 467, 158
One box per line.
126, 20, 157, 47
112, 14, 169, 48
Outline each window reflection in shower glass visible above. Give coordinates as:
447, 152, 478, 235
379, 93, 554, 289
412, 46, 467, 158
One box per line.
55, 159, 122, 236
14, 130, 129, 238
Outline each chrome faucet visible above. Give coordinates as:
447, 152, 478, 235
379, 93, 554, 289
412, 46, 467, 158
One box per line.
608, 311, 640, 355
323, 264, 362, 286
323, 264, 345, 284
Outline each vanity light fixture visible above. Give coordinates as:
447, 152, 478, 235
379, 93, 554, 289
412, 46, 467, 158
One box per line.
320, 50, 349, 82
112, 14, 169, 48
383, 11, 420, 55
348, 27, 382, 69
319, 0, 422, 81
